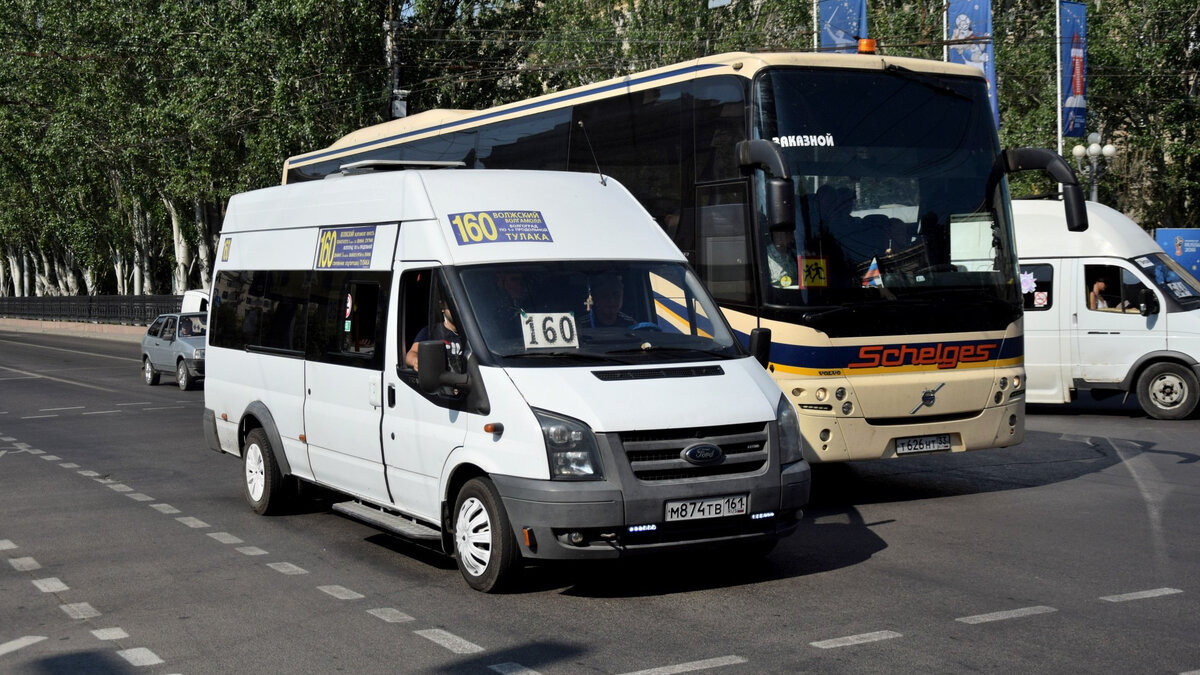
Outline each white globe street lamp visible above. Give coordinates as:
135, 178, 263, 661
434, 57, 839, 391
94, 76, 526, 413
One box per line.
1072, 132, 1118, 202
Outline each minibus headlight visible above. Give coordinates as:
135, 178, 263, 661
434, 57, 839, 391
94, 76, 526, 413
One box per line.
776, 396, 804, 465
535, 410, 603, 481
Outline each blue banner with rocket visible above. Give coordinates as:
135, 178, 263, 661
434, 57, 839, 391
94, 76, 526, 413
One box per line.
946, 0, 998, 127
819, 0, 867, 53
1060, 1, 1087, 138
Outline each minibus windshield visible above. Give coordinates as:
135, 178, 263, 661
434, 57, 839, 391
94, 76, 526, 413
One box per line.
1137, 252, 1200, 307
457, 261, 743, 365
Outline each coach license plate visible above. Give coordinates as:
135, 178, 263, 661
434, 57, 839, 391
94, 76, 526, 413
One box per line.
665, 494, 748, 522
895, 433, 952, 455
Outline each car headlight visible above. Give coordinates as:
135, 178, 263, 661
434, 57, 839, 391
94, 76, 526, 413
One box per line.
776, 395, 804, 465
534, 409, 603, 480
195, 348, 205, 359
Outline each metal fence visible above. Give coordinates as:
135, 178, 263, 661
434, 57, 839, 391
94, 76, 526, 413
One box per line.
0, 295, 182, 326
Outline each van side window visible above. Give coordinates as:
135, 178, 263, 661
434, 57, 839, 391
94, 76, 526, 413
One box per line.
210, 270, 308, 353
306, 270, 392, 368
1085, 264, 1145, 313
1019, 264, 1053, 311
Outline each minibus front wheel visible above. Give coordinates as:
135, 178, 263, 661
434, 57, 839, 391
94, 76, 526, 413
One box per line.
452, 477, 520, 592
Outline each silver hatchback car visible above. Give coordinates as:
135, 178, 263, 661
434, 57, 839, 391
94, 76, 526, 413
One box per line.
142, 312, 207, 390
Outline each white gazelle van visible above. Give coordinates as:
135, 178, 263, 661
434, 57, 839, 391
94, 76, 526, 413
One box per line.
1014, 199, 1200, 420
202, 166, 811, 591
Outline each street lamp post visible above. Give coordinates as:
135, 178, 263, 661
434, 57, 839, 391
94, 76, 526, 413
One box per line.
1070, 132, 1117, 203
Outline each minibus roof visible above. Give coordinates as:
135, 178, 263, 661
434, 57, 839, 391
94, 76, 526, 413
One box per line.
222, 169, 685, 266
1013, 199, 1161, 260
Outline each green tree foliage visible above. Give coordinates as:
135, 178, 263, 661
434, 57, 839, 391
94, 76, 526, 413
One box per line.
0, 0, 1195, 296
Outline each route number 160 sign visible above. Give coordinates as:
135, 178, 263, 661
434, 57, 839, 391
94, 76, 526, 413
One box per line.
521, 312, 579, 349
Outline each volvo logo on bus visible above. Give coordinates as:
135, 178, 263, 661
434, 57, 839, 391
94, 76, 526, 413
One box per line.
910, 382, 947, 414
682, 443, 724, 466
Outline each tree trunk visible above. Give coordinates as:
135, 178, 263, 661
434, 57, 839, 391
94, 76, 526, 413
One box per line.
6, 251, 22, 297
163, 194, 192, 293
194, 197, 214, 291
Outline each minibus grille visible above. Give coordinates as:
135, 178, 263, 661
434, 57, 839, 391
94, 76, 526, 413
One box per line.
619, 422, 770, 481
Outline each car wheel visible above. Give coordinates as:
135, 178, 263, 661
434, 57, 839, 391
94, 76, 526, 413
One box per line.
143, 358, 160, 386
452, 477, 520, 592
176, 360, 192, 391
243, 428, 292, 515
1137, 362, 1199, 420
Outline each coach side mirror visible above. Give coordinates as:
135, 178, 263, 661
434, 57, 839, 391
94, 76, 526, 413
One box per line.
748, 327, 772, 369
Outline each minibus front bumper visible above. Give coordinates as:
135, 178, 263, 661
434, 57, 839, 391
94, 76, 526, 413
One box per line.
491, 439, 809, 561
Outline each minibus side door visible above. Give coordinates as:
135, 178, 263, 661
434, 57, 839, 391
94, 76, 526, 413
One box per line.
303, 272, 392, 505
1074, 259, 1166, 383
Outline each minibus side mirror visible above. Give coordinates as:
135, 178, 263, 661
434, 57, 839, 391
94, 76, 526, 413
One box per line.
748, 327, 772, 369
417, 341, 469, 395
1139, 288, 1160, 316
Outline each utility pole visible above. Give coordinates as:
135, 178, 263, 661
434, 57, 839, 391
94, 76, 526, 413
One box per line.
384, 2, 409, 119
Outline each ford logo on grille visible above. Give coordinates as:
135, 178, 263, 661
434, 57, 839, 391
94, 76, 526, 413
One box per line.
682, 443, 724, 466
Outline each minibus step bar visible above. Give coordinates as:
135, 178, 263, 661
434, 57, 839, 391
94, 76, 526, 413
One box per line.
332, 501, 440, 541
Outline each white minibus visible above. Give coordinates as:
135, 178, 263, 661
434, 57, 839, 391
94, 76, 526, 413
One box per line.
1015, 199, 1200, 419
202, 165, 811, 591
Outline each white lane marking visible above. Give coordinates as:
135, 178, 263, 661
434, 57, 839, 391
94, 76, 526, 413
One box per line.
176, 517, 209, 528
490, 663, 543, 675
117, 647, 165, 666
116, 402, 152, 406
0, 339, 139, 363
92, 627, 130, 640
415, 628, 484, 654
151, 504, 181, 514
237, 546, 268, 556
368, 608, 415, 623
59, 462, 80, 469
61, 602, 102, 619
93, 477, 114, 484
9, 556, 41, 571
0, 364, 118, 392
957, 606, 1057, 624
20, 415, 58, 420
32, 577, 69, 593
811, 631, 902, 649
143, 406, 186, 411
109, 484, 134, 493
266, 562, 307, 575
78, 470, 100, 477
40, 455, 62, 461
1101, 588, 1183, 602
39, 406, 85, 412
208, 532, 244, 544
0, 539, 16, 550
0, 437, 14, 441
82, 410, 121, 416
318, 585, 365, 600
127, 493, 155, 502
618, 656, 749, 674
0, 636, 47, 656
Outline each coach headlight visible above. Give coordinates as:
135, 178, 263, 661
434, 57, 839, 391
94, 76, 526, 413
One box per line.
535, 409, 603, 480
777, 396, 804, 465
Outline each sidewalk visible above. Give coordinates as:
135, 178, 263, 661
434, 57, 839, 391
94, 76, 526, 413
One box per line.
0, 318, 146, 344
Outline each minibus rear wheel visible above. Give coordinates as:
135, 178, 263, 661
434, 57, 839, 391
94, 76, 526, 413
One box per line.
243, 428, 291, 515
452, 477, 519, 592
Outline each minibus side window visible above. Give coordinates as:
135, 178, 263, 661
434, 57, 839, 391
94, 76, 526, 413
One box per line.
306, 270, 391, 369
1019, 264, 1054, 311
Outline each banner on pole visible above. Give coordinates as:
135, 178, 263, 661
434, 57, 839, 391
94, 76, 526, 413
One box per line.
818, 0, 866, 53
1060, 1, 1087, 138
946, 0, 998, 127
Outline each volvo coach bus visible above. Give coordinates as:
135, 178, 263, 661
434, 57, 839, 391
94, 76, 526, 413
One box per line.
282, 49, 1088, 462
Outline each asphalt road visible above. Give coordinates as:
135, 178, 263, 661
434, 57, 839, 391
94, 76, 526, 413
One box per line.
2, 329, 1198, 674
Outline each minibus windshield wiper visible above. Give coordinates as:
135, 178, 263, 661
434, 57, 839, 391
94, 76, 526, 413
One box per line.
504, 350, 634, 364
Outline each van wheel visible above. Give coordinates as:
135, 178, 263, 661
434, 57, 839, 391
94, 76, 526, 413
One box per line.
1137, 363, 1199, 420
452, 477, 519, 592
176, 360, 192, 391
143, 358, 160, 386
243, 428, 291, 515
